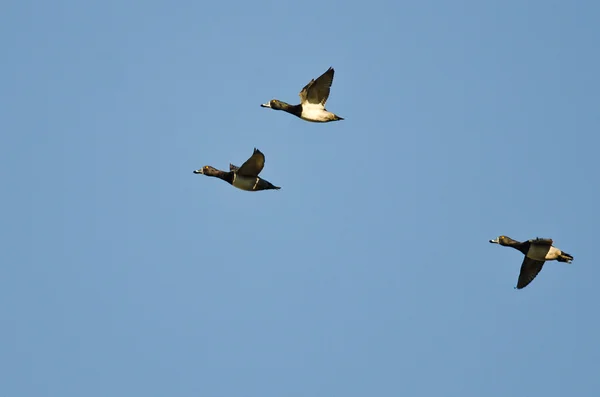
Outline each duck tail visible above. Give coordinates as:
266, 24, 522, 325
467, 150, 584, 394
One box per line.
558, 251, 574, 263
333, 114, 344, 121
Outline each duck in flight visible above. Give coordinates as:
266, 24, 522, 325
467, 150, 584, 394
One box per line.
193, 148, 280, 191
489, 236, 573, 289
261, 67, 344, 123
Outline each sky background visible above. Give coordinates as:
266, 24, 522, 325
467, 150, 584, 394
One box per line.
1, 1, 599, 396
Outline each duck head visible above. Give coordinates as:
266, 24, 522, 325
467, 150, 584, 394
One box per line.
489, 235, 515, 246
260, 99, 287, 110
193, 165, 220, 176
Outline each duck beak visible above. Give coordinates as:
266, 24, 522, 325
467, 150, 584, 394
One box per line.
489, 238, 499, 244
260, 102, 271, 108
193, 169, 204, 174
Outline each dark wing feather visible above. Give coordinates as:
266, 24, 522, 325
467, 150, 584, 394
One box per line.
236, 148, 265, 177
299, 67, 335, 105
530, 238, 553, 246
516, 257, 545, 289
229, 164, 239, 172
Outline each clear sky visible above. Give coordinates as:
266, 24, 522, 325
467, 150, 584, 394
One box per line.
2, 1, 599, 396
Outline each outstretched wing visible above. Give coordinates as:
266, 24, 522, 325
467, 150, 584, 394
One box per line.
299, 67, 335, 105
229, 164, 239, 172
236, 148, 265, 177
516, 257, 545, 289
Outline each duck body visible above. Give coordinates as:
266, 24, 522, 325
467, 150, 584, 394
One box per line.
526, 243, 564, 261
489, 236, 573, 289
300, 103, 343, 123
231, 173, 280, 191
261, 67, 344, 123
193, 148, 280, 192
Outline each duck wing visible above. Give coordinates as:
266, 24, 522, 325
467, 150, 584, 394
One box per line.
529, 238, 553, 246
299, 67, 335, 106
229, 164, 239, 172
236, 148, 265, 177
516, 257, 545, 289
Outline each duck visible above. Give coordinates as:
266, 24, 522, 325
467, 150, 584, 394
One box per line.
489, 236, 573, 289
193, 148, 281, 191
261, 67, 344, 122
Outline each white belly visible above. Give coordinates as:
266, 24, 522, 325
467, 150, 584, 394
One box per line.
545, 246, 561, 260
300, 104, 330, 122
527, 245, 561, 261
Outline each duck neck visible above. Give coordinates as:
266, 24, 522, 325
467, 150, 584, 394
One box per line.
209, 169, 234, 184
276, 101, 302, 117
509, 241, 529, 255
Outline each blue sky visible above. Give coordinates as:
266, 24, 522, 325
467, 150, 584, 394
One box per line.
2, 1, 599, 396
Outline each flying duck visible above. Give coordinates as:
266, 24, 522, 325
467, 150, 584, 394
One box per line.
193, 148, 280, 191
489, 236, 573, 289
261, 67, 344, 122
